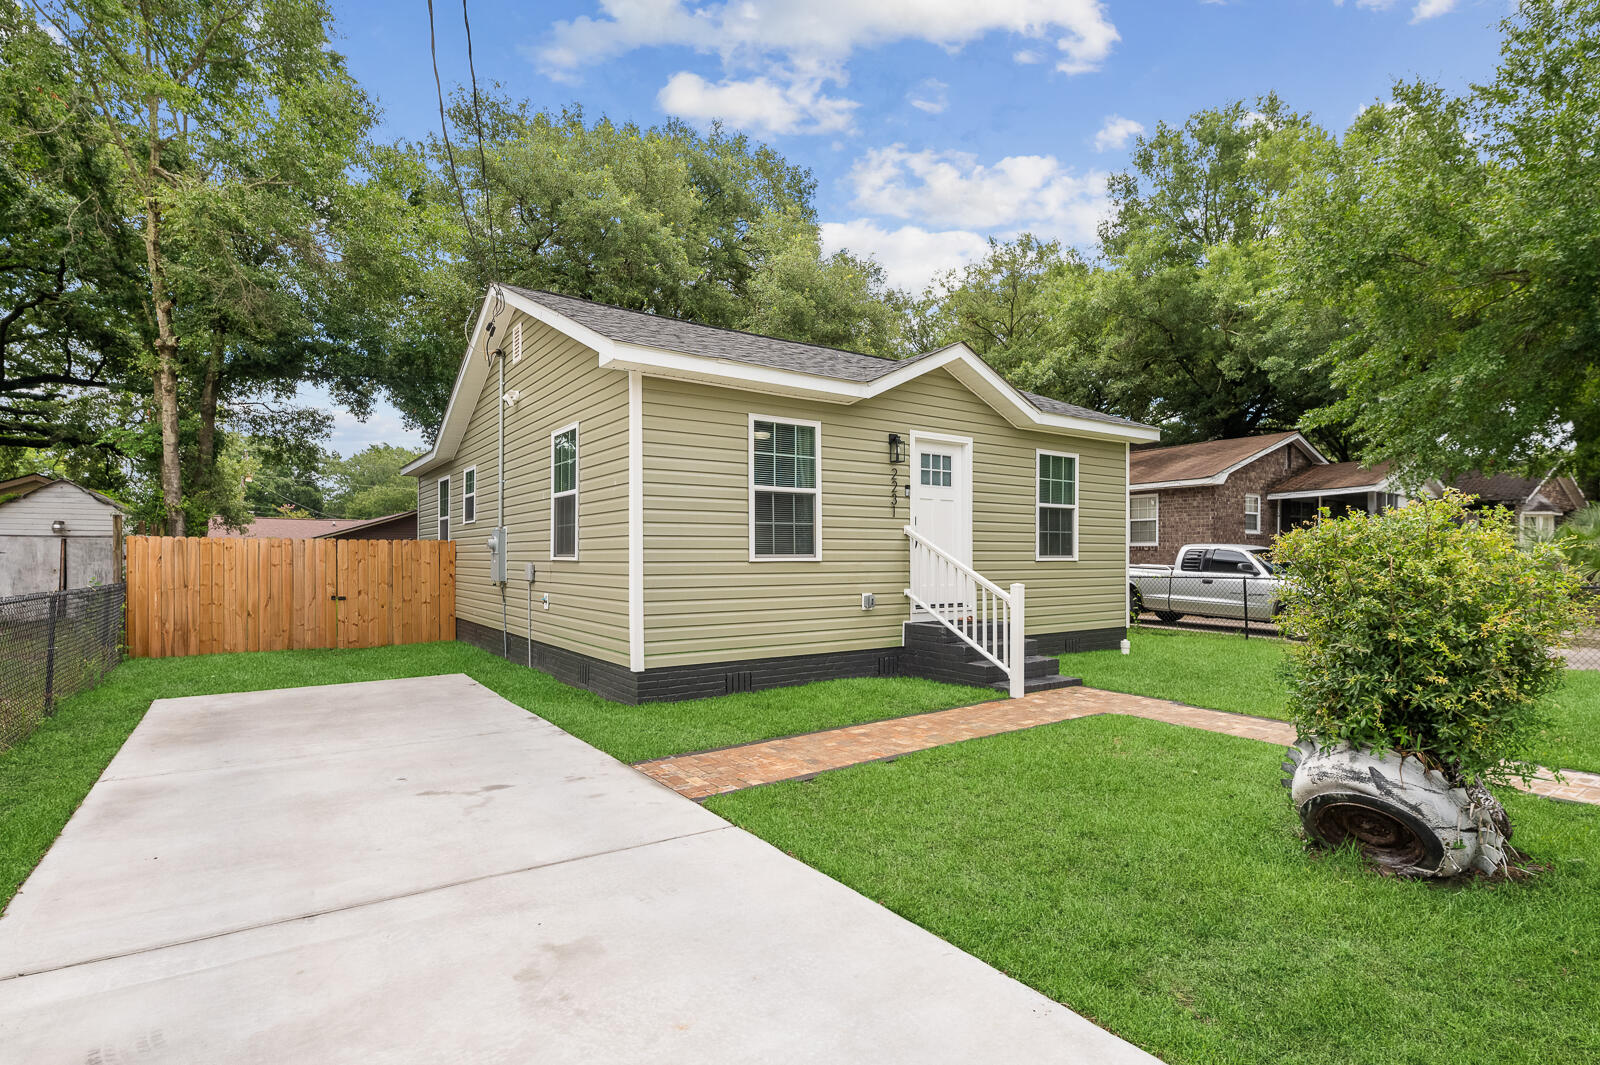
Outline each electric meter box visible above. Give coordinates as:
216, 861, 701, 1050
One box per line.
486, 527, 508, 585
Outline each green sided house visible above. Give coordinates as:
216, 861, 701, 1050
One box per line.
404, 286, 1159, 703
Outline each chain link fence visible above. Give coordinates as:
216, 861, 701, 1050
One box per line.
1131, 573, 1283, 639
0, 583, 125, 750
1132, 573, 1600, 670
1561, 587, 1600, 671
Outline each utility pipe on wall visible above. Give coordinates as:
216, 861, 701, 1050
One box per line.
496, 300, 508, 659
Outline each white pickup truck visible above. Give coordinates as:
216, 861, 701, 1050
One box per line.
1129, 544, 1283, 623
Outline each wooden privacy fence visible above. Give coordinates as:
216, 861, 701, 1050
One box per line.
125, 536, 455, 658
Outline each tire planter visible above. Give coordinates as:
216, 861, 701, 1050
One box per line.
1283, 739, 1511, 878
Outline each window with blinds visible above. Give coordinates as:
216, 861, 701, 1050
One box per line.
436, 476, 450, 540
751, 418, 819, 558
551, 425, 578, 559
1130, 493, 1158, 546
1037, 451, 1078, 560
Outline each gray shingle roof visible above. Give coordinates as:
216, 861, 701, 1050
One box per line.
509, 287, 1150, 430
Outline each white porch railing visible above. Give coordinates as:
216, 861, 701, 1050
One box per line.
903, 524, 1027, 697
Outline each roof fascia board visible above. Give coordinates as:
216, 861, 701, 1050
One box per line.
934, 350, 1160, 442
401, 295, 498, 476
602, 340, 1158, 442
1214, 433, 1326, 481
1129, 475, 1234, 491
404, 287, 630, 477
409, 292, 1158, 478
1267, 481, 1390, 501
597, 342, 865, 404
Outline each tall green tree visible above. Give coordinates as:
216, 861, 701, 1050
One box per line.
322, 443, 425, 519
377, 103, 909, 434
737, 209, 907, 358
1027, 97, 1350, 452
1287, 0, 1600, 480
31, 0, 386, 533
909, 235, 1073, 374
0, 1, 144, 472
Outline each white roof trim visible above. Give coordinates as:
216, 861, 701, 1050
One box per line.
1268, 479, 1392, 501
1529, 468, 1584, 509
405, 289, 1158, 476
1130, 433, 1328, 491
0, 477, 126, 514
596, 340, 1158, 442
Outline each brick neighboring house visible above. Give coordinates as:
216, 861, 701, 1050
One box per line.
1128, 432, 1401, 565
1451, 471, 1586, 539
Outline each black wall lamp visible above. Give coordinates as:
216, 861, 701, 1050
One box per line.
888, 433, 906, 464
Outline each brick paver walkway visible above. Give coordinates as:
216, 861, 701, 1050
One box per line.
635, 686, 1600, 806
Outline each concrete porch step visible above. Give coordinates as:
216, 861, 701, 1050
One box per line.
991, 674, 1083, 695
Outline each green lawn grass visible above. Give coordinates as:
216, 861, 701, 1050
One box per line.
0, 641, 990, 908
708, 715, 1600, 1065
1066, 628, 1600, 773
1065, 628, 1292, 720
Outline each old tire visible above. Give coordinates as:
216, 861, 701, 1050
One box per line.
1154, 610, 1184, 623
1285, 740, 1508, 878
1129, 586, 1145, 621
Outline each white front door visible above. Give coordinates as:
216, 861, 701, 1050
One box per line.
910, 435, 973, 612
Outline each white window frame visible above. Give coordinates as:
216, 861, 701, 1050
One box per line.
748, 413, 823, 562
1244, 493, 1262, 535
550, 422, 580, 560
461, 465, 477, 525
436, 475, 450, 540
1130, 493, 1159, 547
1521, 512, 1557, 541
1035, 449, 1080, 562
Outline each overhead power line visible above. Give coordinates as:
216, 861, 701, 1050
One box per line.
461, 0, 502, 283
425, 0, 487, 275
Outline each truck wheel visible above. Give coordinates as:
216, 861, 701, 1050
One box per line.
1285, 739, 1509, 877
1154, 611, 1184, 623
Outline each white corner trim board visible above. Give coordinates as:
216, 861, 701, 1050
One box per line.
627, 371, 644, 672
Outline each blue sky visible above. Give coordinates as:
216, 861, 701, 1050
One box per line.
317, 0, 1511, 453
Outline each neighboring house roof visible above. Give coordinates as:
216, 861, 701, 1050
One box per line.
1267, 460, 1394, 499
1129, 432, 1325, 490
1452, 471, 1586, 515
208, 516, 371, 539
314, 510, 417, 539
405, 286, 1158, 477
0, 474, 123, 511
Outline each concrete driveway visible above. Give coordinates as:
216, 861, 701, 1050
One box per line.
0, 674, 1158, 1064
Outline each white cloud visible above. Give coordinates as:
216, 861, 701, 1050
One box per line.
907, 78, 949, 115
1341, 0, 1459, 18
845, 144, 1109, 241
1093, 114, 1144, 152
820, 220, 992, 292
536, 1, 1120, 82
1410, 0, 1458, 20
1013, 48, 1043, 64
657, 71, 857, 135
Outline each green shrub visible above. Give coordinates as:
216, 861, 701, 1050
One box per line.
1274, 491, 1585, 784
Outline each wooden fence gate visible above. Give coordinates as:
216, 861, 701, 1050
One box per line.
125, 536, 455, 658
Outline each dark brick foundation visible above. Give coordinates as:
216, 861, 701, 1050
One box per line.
457, 616, 1125, 705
